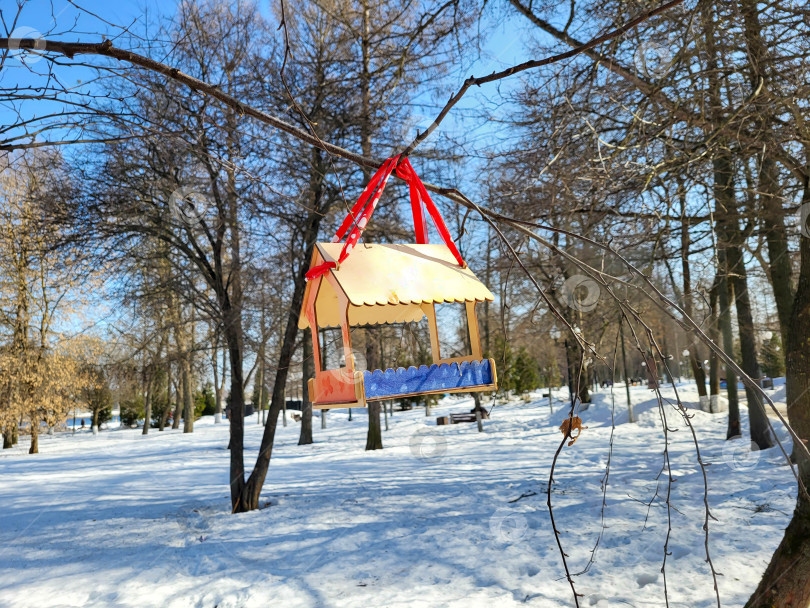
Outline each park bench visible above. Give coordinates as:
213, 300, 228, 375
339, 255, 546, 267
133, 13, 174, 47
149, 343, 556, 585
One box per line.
449, 410, 489, 424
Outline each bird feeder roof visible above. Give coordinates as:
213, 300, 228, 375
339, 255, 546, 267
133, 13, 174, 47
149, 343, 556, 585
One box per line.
299, 243, 494, 329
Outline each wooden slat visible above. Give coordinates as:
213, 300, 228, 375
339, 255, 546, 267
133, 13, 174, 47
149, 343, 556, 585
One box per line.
422, 302, 441, 363
365, 383, 496, 402
466, 300, 482, 359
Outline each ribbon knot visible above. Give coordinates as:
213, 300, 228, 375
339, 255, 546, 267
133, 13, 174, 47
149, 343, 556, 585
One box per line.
306, 155, 465, 281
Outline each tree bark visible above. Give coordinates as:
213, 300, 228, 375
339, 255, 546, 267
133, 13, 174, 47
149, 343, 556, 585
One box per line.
299, 329, 314, 445
256, 342, 265, 426
171, 377, 182, 430
709, 282, 721, 413
739, 0, 794, 346
728, 245, 773, 448
29, 422, 38, 454
366, 402, 384, 450
213, 340, 223, 424
181, 351, 193, 433
718, 268, 741, 438
171, 308, 183, 430
159, 362, 171, 431
757, 157, 794, 343
566, 339, 590, 405
364, 328, 383, 449
142, 372, 153, 435
224, 298, 247, 510
678, 186, 708, 403
746, 180, 810, 608
713, 152, 773, 448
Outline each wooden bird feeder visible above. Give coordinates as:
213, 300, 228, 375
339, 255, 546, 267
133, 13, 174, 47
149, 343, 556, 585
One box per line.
298, 155, 497, 409
299, 242, 497, 409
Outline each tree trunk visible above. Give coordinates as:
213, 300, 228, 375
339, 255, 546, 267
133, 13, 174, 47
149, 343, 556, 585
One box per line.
619, 313, 636, 422
224, 299, 247, 510
181, 352, 193, 433
171, 377, 182, 430
171, 321, 183, 430
142, 373, 153, 435
159, 363, 171, 431
714, 152, 773, 449
739, 0, 794, 346
746, 179, 810, 607
718, 268, 741, 438
757, 157, 794, 344
728, 244, 773, 448
256, 342, 265, 426
299, 329, 313, 445
213, 341, 223, 424
678, 187, 708, 404
746, 512, 810, 608
709, 283, 722, 413
661, 334, 674, 385
364, 328, 383, 449
234, 186, 325, 512
366, 402, 383, 450
236, 305, 290, 510
3, 428, 12, 449
29, 421, 38, 454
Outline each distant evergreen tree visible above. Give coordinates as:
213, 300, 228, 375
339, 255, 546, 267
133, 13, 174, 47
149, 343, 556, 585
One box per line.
492, 337, 515, 394
761, 335, 785, 378
513, 348, 541, 395
491, 339, 540, 396
84, 367, 113, 428
250, 384, 269, 414
195, 383, 217, 417
119, 397, 144, 427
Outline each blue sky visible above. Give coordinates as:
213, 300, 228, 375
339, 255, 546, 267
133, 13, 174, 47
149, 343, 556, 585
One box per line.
0, 0, 536, 152
1, 1, 167, 142
0, 0, 593, 348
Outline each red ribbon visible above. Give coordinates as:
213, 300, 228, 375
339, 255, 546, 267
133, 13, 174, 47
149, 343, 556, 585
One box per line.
306, 156, 465, 281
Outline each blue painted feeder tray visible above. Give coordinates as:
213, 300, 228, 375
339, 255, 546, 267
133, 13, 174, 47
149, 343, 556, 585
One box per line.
364, 359, 495, 401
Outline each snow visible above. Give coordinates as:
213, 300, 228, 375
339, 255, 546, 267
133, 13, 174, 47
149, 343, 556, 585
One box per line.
0, 383, 796, 608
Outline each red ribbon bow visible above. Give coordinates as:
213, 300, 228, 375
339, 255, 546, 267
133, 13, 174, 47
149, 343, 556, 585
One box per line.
306, 156, 465, 281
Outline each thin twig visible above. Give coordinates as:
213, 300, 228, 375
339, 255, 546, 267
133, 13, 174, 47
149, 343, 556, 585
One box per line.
398, 0, 688, 159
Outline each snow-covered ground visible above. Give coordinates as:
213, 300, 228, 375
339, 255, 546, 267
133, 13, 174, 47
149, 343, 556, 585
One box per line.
0, 384, 796, 608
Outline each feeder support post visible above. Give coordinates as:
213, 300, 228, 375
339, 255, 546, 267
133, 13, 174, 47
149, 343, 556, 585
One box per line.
423, 303, 441, 364
465, 301, 482, 360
